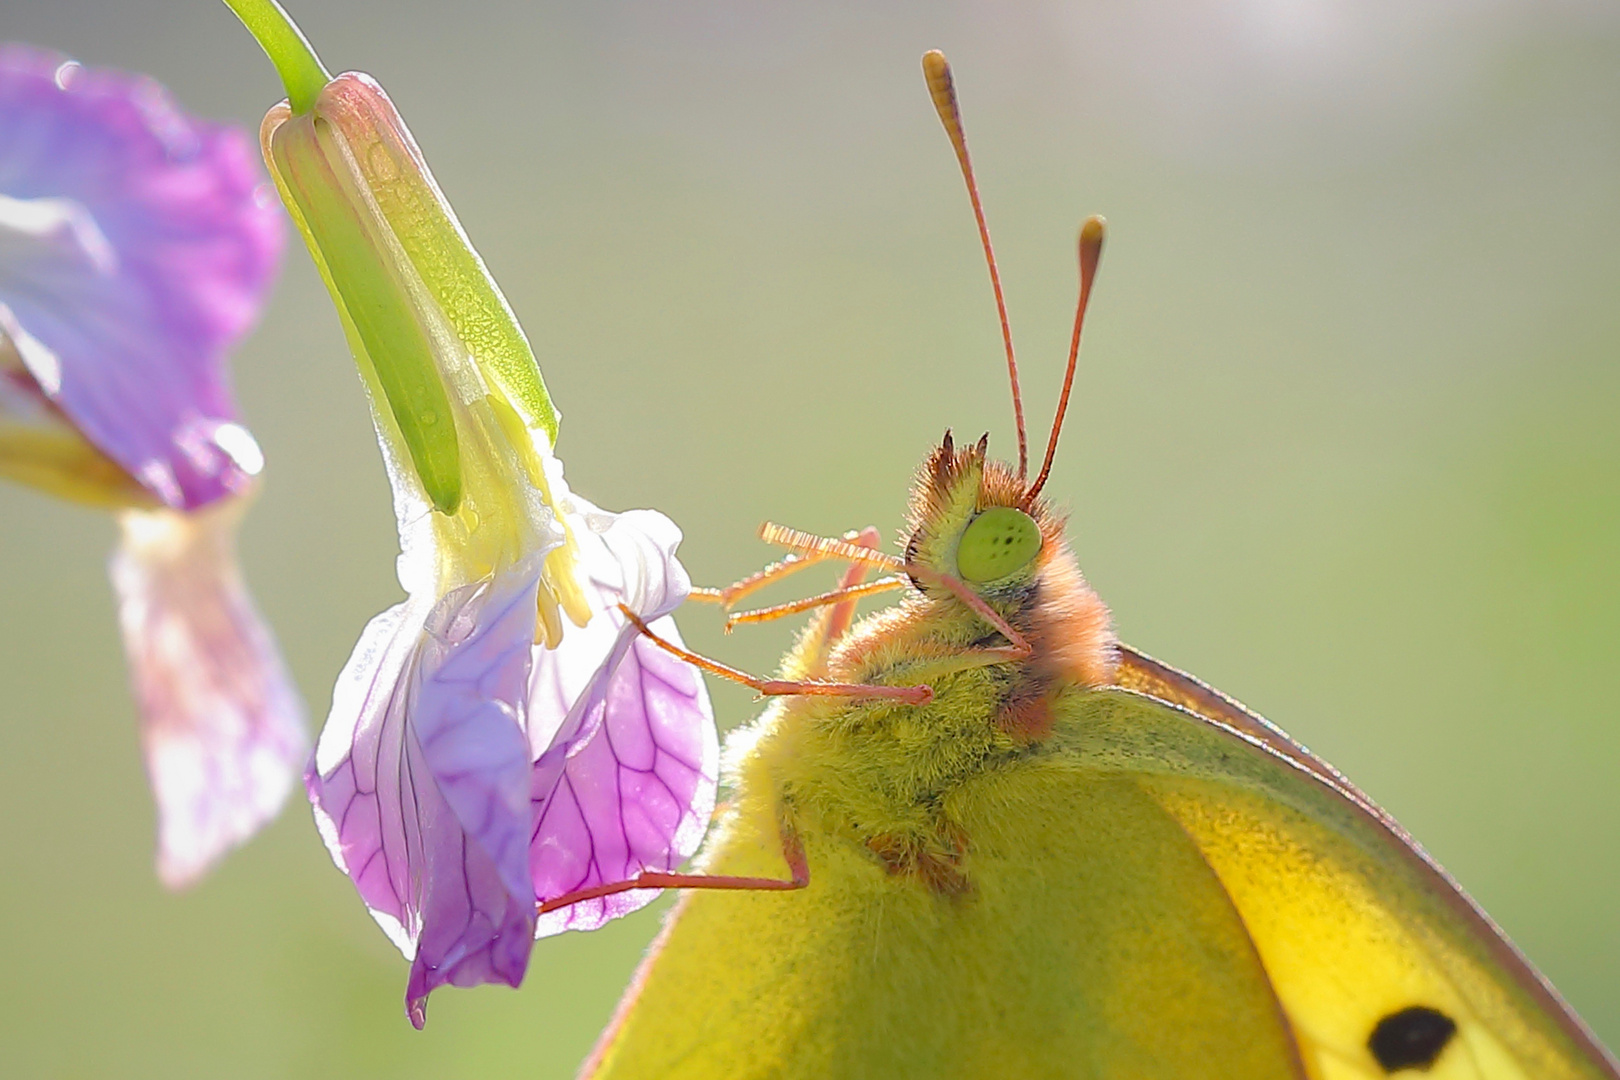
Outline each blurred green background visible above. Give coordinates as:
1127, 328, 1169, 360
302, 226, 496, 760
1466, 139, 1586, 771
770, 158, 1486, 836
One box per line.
2, 0, 1618, 1075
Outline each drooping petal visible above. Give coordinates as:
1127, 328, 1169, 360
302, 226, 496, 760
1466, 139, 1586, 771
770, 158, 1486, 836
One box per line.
0, 45, 282, 509
528, 501, 717, 934
308, 556, 544, 1027
109, 498, 307, 888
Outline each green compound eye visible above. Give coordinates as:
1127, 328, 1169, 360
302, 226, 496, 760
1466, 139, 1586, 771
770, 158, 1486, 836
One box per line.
956, 506, 1043, 583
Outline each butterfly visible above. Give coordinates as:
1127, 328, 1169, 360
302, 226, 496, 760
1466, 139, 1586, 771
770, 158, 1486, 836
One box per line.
541, 50, 1620, 1080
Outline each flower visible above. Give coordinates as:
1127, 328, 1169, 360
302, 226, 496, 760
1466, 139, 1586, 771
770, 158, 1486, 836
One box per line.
0, 44, 305, 886
229, 2, 717, 1025
312, 456, 715, 1028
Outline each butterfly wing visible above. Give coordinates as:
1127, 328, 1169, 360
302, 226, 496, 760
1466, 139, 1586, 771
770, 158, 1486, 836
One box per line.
584, 744, 1309, 1078
1105, 647, 1619, 1079
581, 656, 1617, 1079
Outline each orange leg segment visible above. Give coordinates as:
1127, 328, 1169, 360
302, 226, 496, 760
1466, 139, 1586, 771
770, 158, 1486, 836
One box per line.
538, 826, 810, 915
725, 575, 908, 632
687, 528, 887, 610
822, 525, 883, 643
758, 523, 1033, 667
759, 522, 905, 574
620, 605, 932, 705
686, 553, 818, 607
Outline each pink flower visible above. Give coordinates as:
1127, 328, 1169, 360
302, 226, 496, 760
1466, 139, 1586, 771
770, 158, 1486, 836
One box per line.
235, 29, 718, 1023
0, 44, 305, 887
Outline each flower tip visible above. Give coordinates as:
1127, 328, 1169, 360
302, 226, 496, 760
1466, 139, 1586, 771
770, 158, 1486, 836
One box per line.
407, 995, 428, 1031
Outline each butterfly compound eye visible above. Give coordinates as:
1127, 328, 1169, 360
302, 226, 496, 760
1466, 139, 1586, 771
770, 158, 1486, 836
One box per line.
956, 507, 1042, 583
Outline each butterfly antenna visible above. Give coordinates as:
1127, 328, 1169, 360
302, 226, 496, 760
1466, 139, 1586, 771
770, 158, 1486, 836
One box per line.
1025, 216, 1105, 504
923, 50, 1028, 481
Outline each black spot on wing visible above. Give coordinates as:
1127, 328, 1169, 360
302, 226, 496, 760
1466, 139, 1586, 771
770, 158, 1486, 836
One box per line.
1368, 1006, 1457, 1072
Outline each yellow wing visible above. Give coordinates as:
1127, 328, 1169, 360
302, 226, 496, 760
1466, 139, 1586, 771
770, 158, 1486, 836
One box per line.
586, 751, 1306, 1078
581, 652, 1617, 1080
1108, 646, 1617, 1080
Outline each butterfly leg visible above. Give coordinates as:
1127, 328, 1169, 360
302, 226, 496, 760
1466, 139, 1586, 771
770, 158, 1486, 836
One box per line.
759, 522, 1032, 669
726, 576, 908, 632
619, 604, 932, 704
686, 554, 818, 607
716, 526, 903, 678
688, 527, 885, 609
758, 521, 906, 574
537, 823, 810, 914
818, 526, 886, 645
773, 526, 892, 676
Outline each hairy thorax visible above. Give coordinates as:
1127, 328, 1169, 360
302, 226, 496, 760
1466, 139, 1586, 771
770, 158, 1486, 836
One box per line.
726, 537, 1117, 897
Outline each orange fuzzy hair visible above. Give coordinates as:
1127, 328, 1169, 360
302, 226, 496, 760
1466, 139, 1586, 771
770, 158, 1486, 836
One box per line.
903, 430, 1117, 703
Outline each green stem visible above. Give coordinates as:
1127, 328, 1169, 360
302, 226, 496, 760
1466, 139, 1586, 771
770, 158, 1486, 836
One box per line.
221, 0, 330, 114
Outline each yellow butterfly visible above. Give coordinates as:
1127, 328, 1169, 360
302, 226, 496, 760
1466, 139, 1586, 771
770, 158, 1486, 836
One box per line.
552, 51, 1620, 1080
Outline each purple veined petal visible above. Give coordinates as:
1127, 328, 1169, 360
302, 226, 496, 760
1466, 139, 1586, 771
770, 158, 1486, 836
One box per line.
0, 45, 282, 510
527, 503, 717, 936
308, 556, 544, 1028
531, 616, 717, 936
527, 498, 697, 757
108, 497, 307, 888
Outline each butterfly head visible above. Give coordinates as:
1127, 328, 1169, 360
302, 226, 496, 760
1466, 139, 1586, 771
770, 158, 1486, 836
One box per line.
904, 430, 1064, 600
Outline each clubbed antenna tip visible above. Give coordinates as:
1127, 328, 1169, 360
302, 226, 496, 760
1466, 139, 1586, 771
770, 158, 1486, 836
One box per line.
1025, 215, 1106, 505
922, 49, 1028, 482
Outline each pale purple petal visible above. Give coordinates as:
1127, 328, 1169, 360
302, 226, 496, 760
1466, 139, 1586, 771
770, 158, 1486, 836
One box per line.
0, 44, 282, 509
531, 617, 716, 935
584, 506, 694, 622
108, 499, 307, 888
527, 503, 717, 934
308, 558, 543, 1027
526, 497, 697, 757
